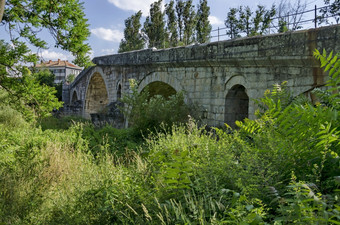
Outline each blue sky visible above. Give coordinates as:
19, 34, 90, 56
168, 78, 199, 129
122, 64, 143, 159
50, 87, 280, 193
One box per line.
0, 0, 325, 64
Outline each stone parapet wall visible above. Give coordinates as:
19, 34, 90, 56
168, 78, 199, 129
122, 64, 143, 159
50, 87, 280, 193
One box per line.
93, 25, 340, 67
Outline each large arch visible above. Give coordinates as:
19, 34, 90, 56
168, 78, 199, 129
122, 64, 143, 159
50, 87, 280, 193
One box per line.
138, 72, 183, 94
225, 84, 249, 128
85, 72, 109, 115
141, 81, 177, 99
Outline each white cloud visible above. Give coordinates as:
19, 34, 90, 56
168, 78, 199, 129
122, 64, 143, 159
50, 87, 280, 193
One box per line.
209, 15, 224, 26
101, 48, 116, 55
87, 50, 95, 59
39, 50, 72, 60
91, 27, 124, 42
107, 0, 155, 15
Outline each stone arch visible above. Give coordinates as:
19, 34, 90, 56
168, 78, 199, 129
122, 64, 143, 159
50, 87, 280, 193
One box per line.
85, 72, 109, 116
141, 81, 177, 99
225, 75, 247, 90
224, 75, 249, 128
71, 90, 78, 103
138, 72, 183, 94
225, 84, 249, 128
117, 82, 122, 100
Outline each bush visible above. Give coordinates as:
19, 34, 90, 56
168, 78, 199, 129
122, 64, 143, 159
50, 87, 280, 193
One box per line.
81, 124, 144, 157
120, 79, 193, 136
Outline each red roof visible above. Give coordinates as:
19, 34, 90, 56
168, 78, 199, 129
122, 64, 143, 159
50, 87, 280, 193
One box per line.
36, 59, 81, 69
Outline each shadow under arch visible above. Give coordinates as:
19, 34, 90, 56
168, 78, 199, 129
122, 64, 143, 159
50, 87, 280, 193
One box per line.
85, 72, 109, 116
138, 72, 184, 95
225, 84, 249, 128
71, 90, 78, 103
141, 81, 177, 99
117, 83, 122, 100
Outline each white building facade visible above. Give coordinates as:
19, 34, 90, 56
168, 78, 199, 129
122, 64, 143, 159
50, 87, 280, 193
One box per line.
36, 59, 82, 84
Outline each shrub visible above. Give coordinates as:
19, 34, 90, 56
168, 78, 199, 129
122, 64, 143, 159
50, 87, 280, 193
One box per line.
120, 79, 193, 136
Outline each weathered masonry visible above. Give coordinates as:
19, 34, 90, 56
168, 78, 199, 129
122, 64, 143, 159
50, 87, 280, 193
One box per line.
63, 24, 340, 128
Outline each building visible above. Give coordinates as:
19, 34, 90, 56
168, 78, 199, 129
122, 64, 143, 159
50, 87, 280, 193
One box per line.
36, 59, 82, 84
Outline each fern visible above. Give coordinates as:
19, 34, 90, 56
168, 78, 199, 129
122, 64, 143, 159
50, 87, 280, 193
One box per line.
314, 49, 340, 107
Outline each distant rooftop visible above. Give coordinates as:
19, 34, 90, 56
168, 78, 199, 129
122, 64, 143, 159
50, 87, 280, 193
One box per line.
36, 59, 81, 69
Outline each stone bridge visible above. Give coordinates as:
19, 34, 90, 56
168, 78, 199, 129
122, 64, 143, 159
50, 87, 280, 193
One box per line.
62, 24, 340, 128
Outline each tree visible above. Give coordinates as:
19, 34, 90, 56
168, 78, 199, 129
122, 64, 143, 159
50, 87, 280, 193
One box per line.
0, 0, 92, 120
176, 0, 185, 42
0, 0, 4, 22
225, 8, 241, 39
143, 0, 166, 49
225, 5, 275, 38
320, 0, 340, 24
276, 0, 307, 31
165, 0, 178, 47
0, 41, 62, 120
66, 74, 76, 84
1, 0, 91, 67
261, 5, 276, 34
239, 6, 252, 36
183, 0, 196, 45
251, 5, 276, 36
196, 0, 211, 43
33, 69, 55, 87
278, 20, 289, 33
118, 11, 145, 53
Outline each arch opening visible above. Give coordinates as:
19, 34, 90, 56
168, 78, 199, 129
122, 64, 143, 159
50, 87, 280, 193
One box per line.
117, 84, 122, 100
71, 91, 78, 103
225, 85, 249, 128
142, 81, 177, 99
85, 73, 109, 115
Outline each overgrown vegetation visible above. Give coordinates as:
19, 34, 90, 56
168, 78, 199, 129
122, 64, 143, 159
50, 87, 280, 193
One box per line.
119, 79, 193, 136
0, 0, 92, 121
1, 50, 340, 224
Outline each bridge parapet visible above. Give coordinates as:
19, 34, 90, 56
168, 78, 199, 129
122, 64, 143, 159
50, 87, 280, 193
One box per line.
93, 24, 339, 67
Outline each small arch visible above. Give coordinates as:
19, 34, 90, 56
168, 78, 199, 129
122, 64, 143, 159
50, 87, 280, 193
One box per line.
141, 81, 177, 99
225, 84, 249, 128
85, 72, 109, 115
71, 90, 78, 103
117, 83, 122, 100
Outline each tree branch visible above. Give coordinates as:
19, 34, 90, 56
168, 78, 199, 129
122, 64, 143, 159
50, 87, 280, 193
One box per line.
0, 0, 5, 22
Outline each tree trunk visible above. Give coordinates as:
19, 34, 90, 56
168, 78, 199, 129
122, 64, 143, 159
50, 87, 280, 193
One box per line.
0, 0, 5, 23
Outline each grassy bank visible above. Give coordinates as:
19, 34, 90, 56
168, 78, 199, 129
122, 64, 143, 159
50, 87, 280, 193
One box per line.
0, 51, 340, 224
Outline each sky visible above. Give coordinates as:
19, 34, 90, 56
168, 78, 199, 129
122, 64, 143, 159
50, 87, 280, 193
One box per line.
0, 0, 326, 65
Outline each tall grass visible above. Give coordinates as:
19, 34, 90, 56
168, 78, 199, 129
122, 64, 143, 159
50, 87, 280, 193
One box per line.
1, 50, 340, 224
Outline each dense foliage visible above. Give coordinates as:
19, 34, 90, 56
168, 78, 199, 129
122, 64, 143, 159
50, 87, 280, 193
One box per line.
0, 0, 92, 121
224, 5, 276, 38
143, 0, 167, 49
165, 0, 178, 47
321, 0, 340, 24
0, 51, 340, 224
118, 11, 145, 53
195, 0, 211, 44
119, 0, 211, 52
1, 0, 92, 67
119, 79, 193, 136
